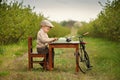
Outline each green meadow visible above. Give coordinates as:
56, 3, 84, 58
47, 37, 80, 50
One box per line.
0, 37, 120, 80
0, 0, 120, 80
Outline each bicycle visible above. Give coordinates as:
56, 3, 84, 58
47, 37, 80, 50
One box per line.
76, 32, 92, 73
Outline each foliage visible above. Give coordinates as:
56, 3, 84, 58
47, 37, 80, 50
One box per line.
77, 0, 120, 41
48, 22, 71, 37
60, 20, 76, 28
0, 0, 70, 45
0, 71, 9, 76
0, 46, 4, 55
0, 0, 44, 44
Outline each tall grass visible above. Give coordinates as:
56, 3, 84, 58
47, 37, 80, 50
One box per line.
85, 37, 120, 80
0, 40, 27, 56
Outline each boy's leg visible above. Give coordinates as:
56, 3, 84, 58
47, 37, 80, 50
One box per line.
37, 47, 49, 68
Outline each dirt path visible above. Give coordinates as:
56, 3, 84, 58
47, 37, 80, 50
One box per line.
0, 53, 29, 80
6, 53, 28, 71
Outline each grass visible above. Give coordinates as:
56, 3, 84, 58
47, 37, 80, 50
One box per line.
0, 37, 120, 80
85, 37, 120, 80
0, 40, 28, 77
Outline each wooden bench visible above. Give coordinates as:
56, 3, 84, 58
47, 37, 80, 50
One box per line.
28, 37, 47, 70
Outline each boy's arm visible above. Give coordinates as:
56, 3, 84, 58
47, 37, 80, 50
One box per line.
38, 32, 57, 43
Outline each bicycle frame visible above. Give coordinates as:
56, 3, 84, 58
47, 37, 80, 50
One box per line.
76, 32, 92, 73
78, 35, 87, 60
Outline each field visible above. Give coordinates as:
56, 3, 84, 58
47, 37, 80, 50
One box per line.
0, 37, 120, 80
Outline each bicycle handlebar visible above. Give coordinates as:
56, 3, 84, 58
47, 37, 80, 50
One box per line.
78, 32, 89, 38
83, 32, 89, 36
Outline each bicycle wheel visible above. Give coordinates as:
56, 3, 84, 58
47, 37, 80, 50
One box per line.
83, 50, 91, 68
76, 52, 86, 73
77, 49, 90, 73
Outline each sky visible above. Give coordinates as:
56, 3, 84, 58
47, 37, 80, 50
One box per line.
7, 0, 110, 22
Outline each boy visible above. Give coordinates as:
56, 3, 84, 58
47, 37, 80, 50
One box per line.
36, 20, 57, 69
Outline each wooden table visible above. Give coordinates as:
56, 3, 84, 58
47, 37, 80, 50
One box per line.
48, 41, 79, 72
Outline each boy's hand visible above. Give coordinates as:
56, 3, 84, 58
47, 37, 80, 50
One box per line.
53, 38, 58, 41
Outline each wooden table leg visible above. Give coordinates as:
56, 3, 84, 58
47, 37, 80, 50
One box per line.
52, 48, 54, 68
48, 46, 52, 70
76, 46, 79, 72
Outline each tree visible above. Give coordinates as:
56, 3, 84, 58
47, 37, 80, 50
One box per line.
77, 0, 120, 41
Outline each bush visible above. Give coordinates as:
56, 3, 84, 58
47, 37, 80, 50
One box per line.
77, 0, 120, 41
48, 22, 71, 37
0, 1, 70, 45
0, 1, 44, 44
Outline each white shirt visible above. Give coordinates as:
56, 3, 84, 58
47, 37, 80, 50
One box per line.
36, 29, 54, 48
